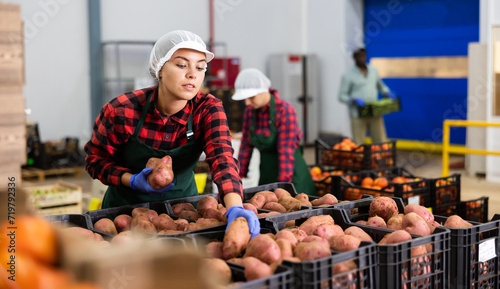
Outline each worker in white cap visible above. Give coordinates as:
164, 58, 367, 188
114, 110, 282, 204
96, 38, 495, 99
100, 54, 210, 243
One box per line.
232, 68, 316, 196
85, 30, 260, 238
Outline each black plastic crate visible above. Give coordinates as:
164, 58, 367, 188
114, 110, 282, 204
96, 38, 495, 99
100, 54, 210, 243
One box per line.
429, 174, 461, 208
243, 182, 298, 200
330, 195, 405, 224
315, 138, 396, 171
260, 208, 377, 289
163, 193, 219, 216
432, 197, 489, 224
333, 167, 432, 207
45, 213, 92, 229
434, 214, 500, 289
308, 165, 346, 197
228, 262, 294, 289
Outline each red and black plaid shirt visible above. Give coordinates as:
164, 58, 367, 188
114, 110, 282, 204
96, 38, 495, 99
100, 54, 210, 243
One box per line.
84, 86, 242, 201
237, 89, 302, 182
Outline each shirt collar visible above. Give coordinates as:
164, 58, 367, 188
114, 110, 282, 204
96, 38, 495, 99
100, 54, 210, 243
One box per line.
149, 87, 197, 126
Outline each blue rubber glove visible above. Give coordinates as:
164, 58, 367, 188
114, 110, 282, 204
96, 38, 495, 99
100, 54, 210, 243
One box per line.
352, 98, 366, 107
225, 206, 260, 239
387, 92, 397, 99
130, 168, 175, 194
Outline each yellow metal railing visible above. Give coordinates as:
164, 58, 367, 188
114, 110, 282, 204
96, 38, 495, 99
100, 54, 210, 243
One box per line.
442, 120, 500, 176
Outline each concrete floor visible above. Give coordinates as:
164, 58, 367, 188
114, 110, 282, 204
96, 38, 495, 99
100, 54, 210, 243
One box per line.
23, 146, 500, 220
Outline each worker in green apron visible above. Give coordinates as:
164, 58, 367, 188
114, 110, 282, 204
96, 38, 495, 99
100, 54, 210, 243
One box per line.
232, 68, 316, 196
84, 30, 260, 238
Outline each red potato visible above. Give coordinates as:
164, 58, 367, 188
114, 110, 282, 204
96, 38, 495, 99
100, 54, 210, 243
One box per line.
310, 194, 338, 206
113, 214, 133, 232
278, 195, 302, 212
158, 229, 184, 235
227, 258, 245, 266
378, 230, 412, 245
222, 217, 251, 260
404, 204, 434, 223
243, 257, 274, 281
64, 227, 95, 239
176, 210, 201, 220
276, 239, 294, 259
172, 202, 197, 215
443, 215, 473, 228
145, 155, 174, 189
197, 196, 219, 216
249, 194, 266, 209
329, 235, 361, 252
299, 215, 335, 236
174, 218, 189, 231
130, 215, 156, 234
427, 220, 442, 233
196, 218, 224, 228
244, 234, 281, 265
387, 214, 404, 230
111, 231, 134, 245
332, 260, 358, 289
203, 208, 226, 222
367, 216, 387, 228
301, 236, 330, 248
289, 228, 308, 242
205, 241, 224, 259
217, 203, 227, 216
285, 220, 296, 228
255, 190, 279, 203
263, 202, 287, 213
344, 226, 374, 242
185, 222, 203, 231
294, 240, 332, 261
313, 223, 344, 239
274, 229, 299, 248
369, 196, 399, 222
202, 258, 232, 285
403, 212, 431, 236
242, 203, 258, 215
93, 218, 118, 235
257, 212, 281, 218
151, 214, 176, 231
356, 220, 367, 225
131, 208, 158, 221
295, 193, 312, 206
274, 188, 291, 199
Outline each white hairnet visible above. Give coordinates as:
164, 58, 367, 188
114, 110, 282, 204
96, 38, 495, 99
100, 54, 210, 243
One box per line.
231, 68, 271, 101
149, 30, 215, 80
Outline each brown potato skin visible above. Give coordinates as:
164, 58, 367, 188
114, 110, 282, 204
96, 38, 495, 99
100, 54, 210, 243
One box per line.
263, 202, 287, 213
311, 194, 338, 206
222, 217, 251, 260
369, 196, 399, 222
145, 155, 174, 189
443, 215, 473, 228
243, 257, 274, 281
244, 234, 281, 265
294, 241, 332, 261
329, 235, 361, 252
113, 214, 133, 232
403, 212, 431, 236
404, 204, 434, 223
197, 196, 219, 216
94, 217, 118, 235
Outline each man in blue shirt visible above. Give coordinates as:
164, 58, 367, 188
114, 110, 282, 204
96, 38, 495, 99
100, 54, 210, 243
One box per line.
338, 48, 394, 144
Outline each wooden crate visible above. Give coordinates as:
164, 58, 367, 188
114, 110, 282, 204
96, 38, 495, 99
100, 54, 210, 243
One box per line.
35, 203, 82, 217
26, 181, 82, 208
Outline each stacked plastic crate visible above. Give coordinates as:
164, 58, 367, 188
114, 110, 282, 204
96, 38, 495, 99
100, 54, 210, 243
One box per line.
0, 3, 26, 190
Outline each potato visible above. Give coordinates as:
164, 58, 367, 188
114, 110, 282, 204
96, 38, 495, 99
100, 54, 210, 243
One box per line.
113, 214, 133, 232
387, 214, 404, 230
443, 215, 473, 228
205, 241, 224, 258
278, 195, 302, 212
243, 257, 274, 281
227, 258, 245, 266
294, 240, 332, 261
202, 258, 231, 285
289, 228, 308, 242
332, 260, 358, 288
295, 193, 312, 206
263, 202, 287, 213
185, 222, 203, 231
197, 196, 219, 216
367, 216, 387, 228
310, 194, 338, 206
368, 197, 399, 222
299, 215, 335, 236
403, 212, 431, 236
257, 212, 281, 218
174, 218, 189, 231
301, 236, 330, 248
329, 235, 361, 252
131, 208, 158, 221
130, 215, 156, 234
255, 190, 279, 203
427, 220, 442, 233
344, 226, 373, 242
111, 231, 134, 245
172, 202, 197, 214
222, 217, 251, 260
285, 220, 296, 228
203, 208, 226, 222
378, 230, 412, 245
274, 188, 291, 199
158, 229, 184, 235
313, 224, 344, 239
249, 194, 266, 209
176, 210, 201, 220
151, 214, 176, 231
217, 203, 227, 216
244, 234, 281, 265
274, 229, 299, 248
356, 220, 367, 225
64, 227, 95, 239
196, 218, 224, 228
242, 203, 258, 215
94, 218, 118, 235
276, 239, 294, 259
145, 155, 174, 189
404, 204, 434, 223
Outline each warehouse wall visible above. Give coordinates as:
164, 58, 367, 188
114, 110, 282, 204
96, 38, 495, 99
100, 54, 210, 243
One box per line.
8, 0, 90, 145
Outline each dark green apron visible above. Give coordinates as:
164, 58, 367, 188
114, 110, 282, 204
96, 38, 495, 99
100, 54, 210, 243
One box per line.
102, 92, 202, 208
249, 94, 316, 196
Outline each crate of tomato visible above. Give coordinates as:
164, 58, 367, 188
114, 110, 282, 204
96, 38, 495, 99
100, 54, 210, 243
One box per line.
315, 138, 396, 171
332, 167, 432, 207
308, 165, 345, 197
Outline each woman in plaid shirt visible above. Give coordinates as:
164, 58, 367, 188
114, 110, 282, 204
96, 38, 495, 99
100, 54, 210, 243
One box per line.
232, 68, 316, 196
84, 30, 259, 238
